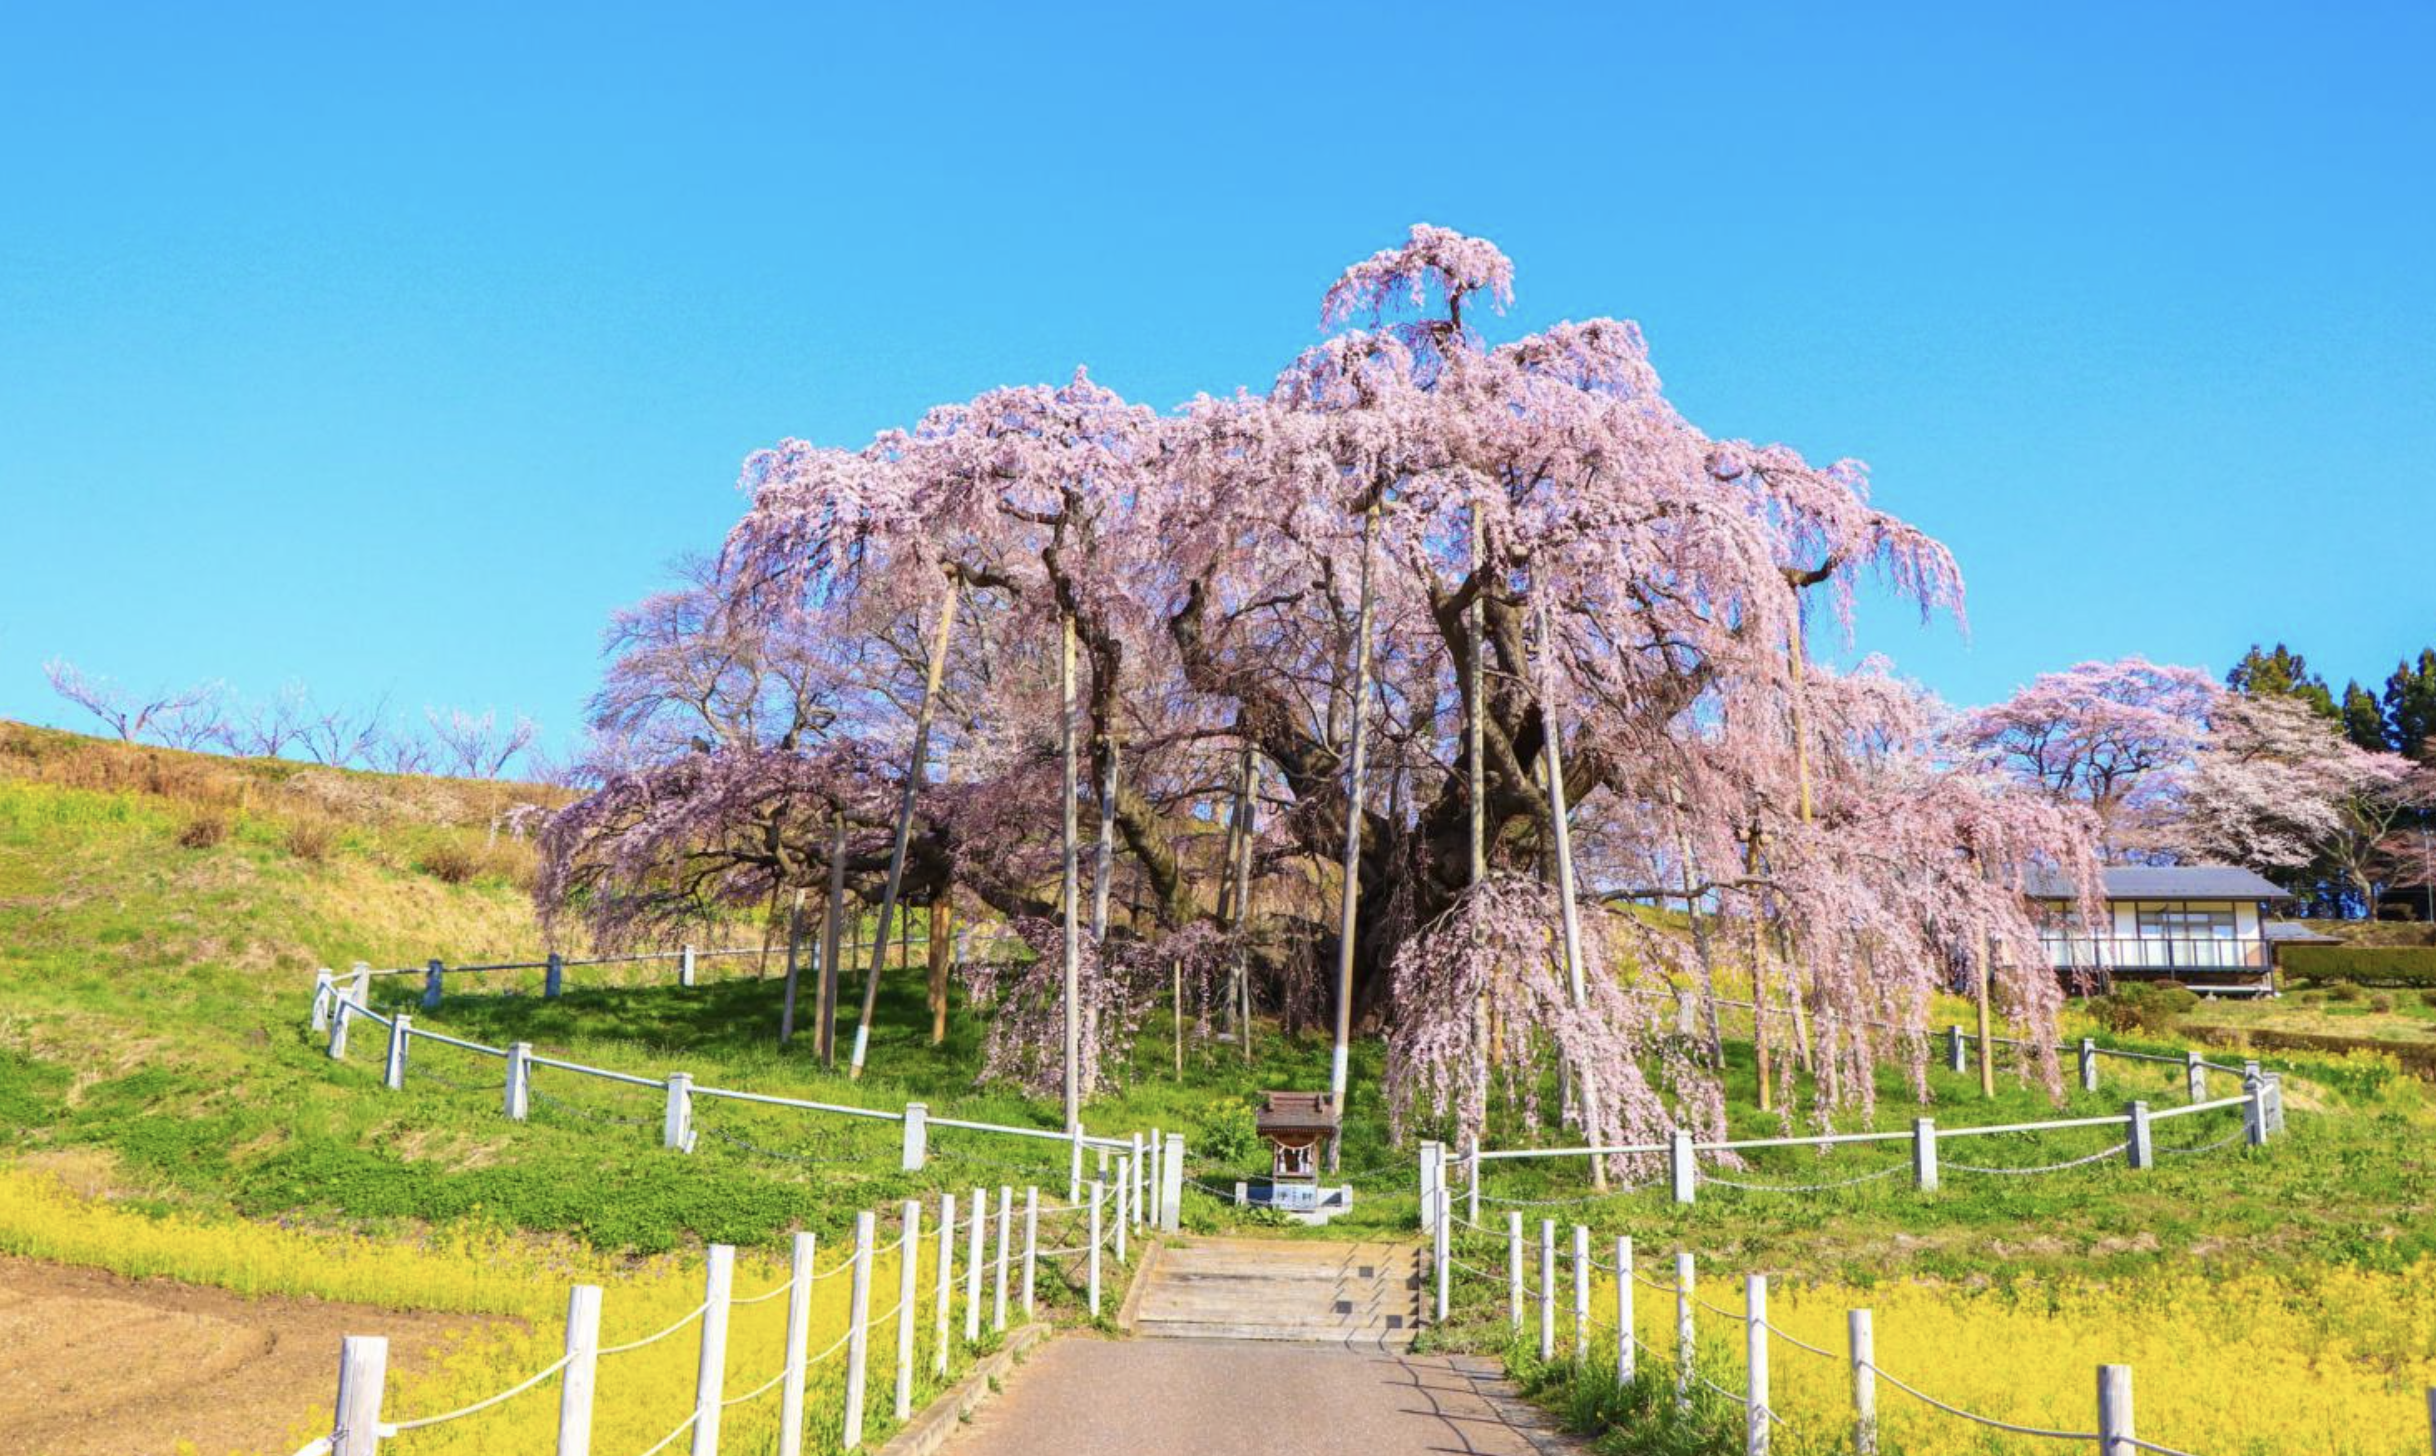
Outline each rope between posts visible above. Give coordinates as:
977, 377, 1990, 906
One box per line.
2158, 1130, 2245, 1157
730, 1274, 795, 1307
599, 1300, 709, 1356
1703, 1162, 1908, 1193
804, 1322, 857, 1368
404, 1060, 486, 1094
1759, 1317, 1840, 1361
1945, 1142, 2131, 1176
1864, 1360, 2099, 1441
2123, 1439, 2203, 1456
722, 1362, 791, 1409
629, 1408, 699, 1456
529, 1084, 659, 1129
700, 1121, 877, 1165
378, 1350, 573, 1431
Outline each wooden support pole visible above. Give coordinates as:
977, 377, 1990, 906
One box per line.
851, 588, 961, 1081
1060, 612, 1082, 1133
1329, 505, 1380, 1140
820, 817, 845, 1066
1539, 600, 1605, 1191
557, 1285, 601, 1456
1976, 933, 1997, 1098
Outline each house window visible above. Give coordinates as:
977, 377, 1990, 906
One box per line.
2135, 904, 2236, 939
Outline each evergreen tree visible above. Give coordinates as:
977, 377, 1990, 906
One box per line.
2383, 649, 2436, 760
2227, 642, 2337, 718
2341, 680, 2391, 752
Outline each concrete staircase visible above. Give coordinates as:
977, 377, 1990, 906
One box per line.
1134, 1237, 1422, 1346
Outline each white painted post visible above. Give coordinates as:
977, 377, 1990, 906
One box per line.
2186, 1051, 2207, 1101
1087, 1179, 1105, 1317
1538, 1218, 1556, 1361
383, 1013, 411, 1090
423, 958, 443, 1011
1912, 1117, 1939, 1192
557, 1284, 601, 1456
2097, 1363, 2135, 1456
993, 1185, 1012, 1332
331, 1334, 388, 1456
1022, 1186, 1039, 1318
895, 1200, 921, 1420
964, 1186, 985, 1343
663, 1073, 693, 1153
2126, 1100, 2153, 1169
1747, 1274, 1770, 1456
1948, 1024, 1966, 1073
312, 969, 334, 1031
901, 1103, 928, 1171
1113, 1157, 1131, 1262
544, 950, 563, 999
1676, 1252, 1696, 1411
1670, 1128, 1697, 1204
1848, 1308, 1876, 1456
1131, 1132, 1146, 1226
505, 1042, 531, 1121
1434, 1193, 1450, 1323
841, 1212, 874, 1451
680, 943, 696, 988
1466, 1134, 1481, 1227
933, 1192, 955, 1375
1234, 1180, 1248, 1207
2245, 1073, 2269, 1147
1148, 1128, 1163, 1226
2080, 1037, 2099, 1093
1068, 1127, 1083, 1204
1571, 1223, 1590, 1361
350, 963, 371, 1007
688, 1244, 734, 1456
1419, 1141, 1442, 1237
1615, 1236, 1635, 1384
1506, 1212, 1525, 1329
2267, 1074, 2286, 1136
778, 1232, 813, 1456
2425, 1388, 2435, 1456
1161, 1133, 1185, 1232
327, 992, 351, 1059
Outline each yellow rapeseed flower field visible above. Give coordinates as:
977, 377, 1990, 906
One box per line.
1543, 1254, 2436, 1454
0, 1168, 1003, 1456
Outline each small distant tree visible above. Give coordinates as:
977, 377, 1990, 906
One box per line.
1961, 658, 2219, 859
2383, 650, 2436, 761
2226, 642, 2336, 719
42, 659, 221, 745
425, 706, 538, 779
301, 694, 389, 768
221, 682, 312, 759
2341, 680, 2391, 753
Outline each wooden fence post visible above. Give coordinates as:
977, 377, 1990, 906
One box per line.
662, 1073, 693, 1153
2097, 1363, 2134, 1456
933, 1192, 955, 1375
1676, 1252, 1696, 1412
778, 1232, 814, 1456
383, 1013, 411, 1091
505, 1042, 531, 1122
544, 951, 563, 999
2185, 1052, 2206, 1102
1571, 1224, 1590, 1360
423, 959, 443, 1011
1087, 1179, 1105, 1317
2125, 1101, 2153, 1170
557, 1284, 601, 1456
688, 1244, 734, 1456
2080, 1037, 2099, 1093
1848, 1309, 1876, 1456
895, 1200, 922, 1420
1022, 1187, 1039, 1318
993, 1186, 1012, 1333
1615, 1236, 1635, 1384
1912, 1117, 1938, 1192
1746, 1274, 1770, 1456
1538, 1218, 1556, 1360
1506, 1212, 1524, 1329
331, 1333, 388, 1456
312, 969, 334, 1031
841, 1212, 874, 1451
901, 1103, 928, 1171
1670, 1129, 1697, 1205
680, 944, 696, 988
964, 1187, 986, 1342
1162, 1133, 1186, 1233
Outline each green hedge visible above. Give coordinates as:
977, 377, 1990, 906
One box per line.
2281, 944, 2436, 987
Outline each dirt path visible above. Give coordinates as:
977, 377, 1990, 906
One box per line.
0, 1255, 493, 1456
940, 1338, 1582, 1456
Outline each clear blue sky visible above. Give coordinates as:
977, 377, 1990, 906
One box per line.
4, 2, 2431, 757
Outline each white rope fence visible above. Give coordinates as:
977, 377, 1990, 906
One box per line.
291, 1165, 1149, 1456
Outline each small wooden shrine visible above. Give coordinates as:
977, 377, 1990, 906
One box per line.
1254, 1091, 1340, 1213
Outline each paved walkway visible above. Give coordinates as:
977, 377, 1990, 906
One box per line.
939, 1337, 1582, 1456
